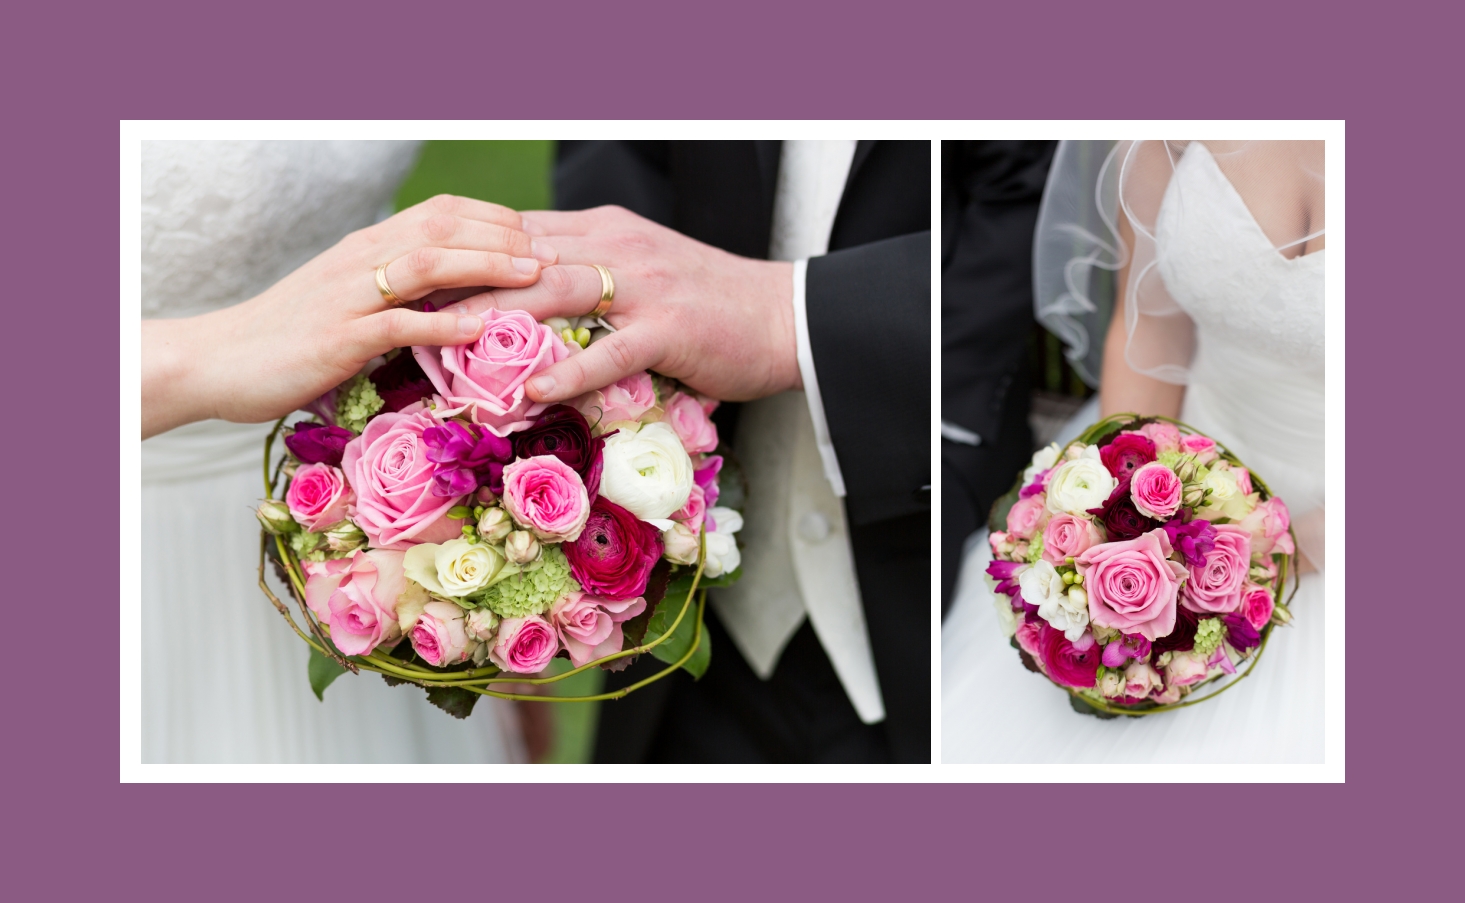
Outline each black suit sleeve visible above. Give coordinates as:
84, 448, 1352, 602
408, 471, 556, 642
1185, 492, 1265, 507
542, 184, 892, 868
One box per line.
806, 231, 931, 527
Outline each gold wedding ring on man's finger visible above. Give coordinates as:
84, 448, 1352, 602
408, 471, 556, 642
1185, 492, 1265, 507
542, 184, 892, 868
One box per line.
375, 262, 406, 307
589, 264, 615, 318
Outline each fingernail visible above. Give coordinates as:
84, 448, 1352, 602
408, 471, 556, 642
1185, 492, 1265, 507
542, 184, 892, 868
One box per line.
529, 374, 556, 397
512, 257, 538, 275
458, 316, 481, 337
530, 240, 557, 264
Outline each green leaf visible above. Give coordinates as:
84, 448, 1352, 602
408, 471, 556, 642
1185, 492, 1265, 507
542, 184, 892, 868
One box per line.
308, 647, 347, 701
424, 685, 480, 719
987, 480, 1021, 534
644, 578, 710, 677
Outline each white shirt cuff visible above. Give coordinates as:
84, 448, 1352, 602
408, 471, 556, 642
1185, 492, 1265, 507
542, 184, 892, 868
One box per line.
792, 258, 847, 497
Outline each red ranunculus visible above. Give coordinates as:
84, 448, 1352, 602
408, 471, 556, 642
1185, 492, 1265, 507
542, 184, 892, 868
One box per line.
1100, 432, 1156, 481
1037, 624, 1102, 689
564, 497, 662, 601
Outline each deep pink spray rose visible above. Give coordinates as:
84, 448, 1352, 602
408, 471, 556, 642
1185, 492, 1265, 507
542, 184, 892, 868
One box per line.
665, 392, 719, 454
286, 463, 354, 532
1005, 495, 1047, 540
1100, 433, 1156, 481
1239, 496, 1294, 557
341, 406, 467, 550
550, 591, 647, 667
1137, 422, 1181, 454
1128, 461, 1182, 520
501, 455, 591, 543
565, 498, 662, 601
490, 615, 559, 674
1037, 624, 1101, 688
1239, 583, 1275, 631
413, 308, 571, 436
284, 422, 354, 466
672, 483, 707, 535
1015, 620, 1045, 661
1041, 513, 1103, 565
1181, 524, 1252, 614
306, 549, 407, 656
1076, 528, 1189, 641
410, 600, 474, 667
1179, 433, 1218, 463
576, 372, 656, 426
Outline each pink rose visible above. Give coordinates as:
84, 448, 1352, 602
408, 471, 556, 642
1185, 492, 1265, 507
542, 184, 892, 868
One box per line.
1041, 514, 1103, 565
576, 372, 656, 426
413, 308, 570, 436
549, 591, 647, 667
1240, 583, 1274, 631
1233, 466, 1253, 495
1005, 495, 1047, 540
1179, 433, 1218, 464
1076, 528, 1189, 641
501, 455, 590, 543
341, 406, 467, 550
665, 392, 719, 454
1239, 496, 1294, 557
1129, 461, 1182, 520
1015, 619, 1044, 661
303, 549, 407, 656
672, 483, 707, 535
1182, 524, 1251, 614
286, 463, 354, 532
1151, 683, 1182, 705
410, 600, 474, 667
1137, 422, 1181, 454
1123, 661, 1163, 699
490, 615, 559, 674
1164, 649, 1211, 688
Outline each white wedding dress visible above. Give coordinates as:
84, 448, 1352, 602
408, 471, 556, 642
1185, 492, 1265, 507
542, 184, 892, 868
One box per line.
943, 143, 1326, 763
141, 141, 522, 763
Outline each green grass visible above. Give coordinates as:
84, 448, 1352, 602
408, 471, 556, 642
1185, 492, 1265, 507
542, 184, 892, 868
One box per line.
394, 140, 602, 764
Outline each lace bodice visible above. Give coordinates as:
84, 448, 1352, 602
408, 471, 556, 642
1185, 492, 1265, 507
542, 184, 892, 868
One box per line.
1157, 143, 1326, 527
142, 141, 420, 319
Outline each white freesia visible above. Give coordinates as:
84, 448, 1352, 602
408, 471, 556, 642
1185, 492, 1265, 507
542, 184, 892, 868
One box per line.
403, 538, 508, 598
1020, 560, 1089, 641
702, 507, 742, 578
598, 422, 694, 522
1023, 442, 1061, 485
1044, 445, 1118, 516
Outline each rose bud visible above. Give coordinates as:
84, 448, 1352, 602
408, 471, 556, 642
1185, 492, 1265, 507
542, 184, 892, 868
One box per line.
662, 523, 700, 565
324, 521, 367, 552
1099, 669, 1125, 698
256, 499, 299, 535
505, 530, 542, 565
478, 507, 514, 544
466, 608, 500, 642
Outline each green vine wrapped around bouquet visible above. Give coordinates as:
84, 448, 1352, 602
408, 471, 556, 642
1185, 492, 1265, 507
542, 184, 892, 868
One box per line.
985, 413, 1298, 718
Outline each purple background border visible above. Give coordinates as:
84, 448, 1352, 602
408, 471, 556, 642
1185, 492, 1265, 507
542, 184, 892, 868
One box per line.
8, 0, 1455, 897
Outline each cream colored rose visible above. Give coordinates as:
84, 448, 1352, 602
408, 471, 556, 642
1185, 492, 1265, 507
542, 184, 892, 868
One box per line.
1044, 446, 1118, 516
661, 523, 700, 566
1198, 465, 1258, 520
404, 538, 509, 598
599, 422, 694, 523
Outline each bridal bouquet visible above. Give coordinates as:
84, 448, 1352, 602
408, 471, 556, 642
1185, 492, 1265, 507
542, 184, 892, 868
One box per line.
255, 308, 743, 718
986, 414, 1295, 717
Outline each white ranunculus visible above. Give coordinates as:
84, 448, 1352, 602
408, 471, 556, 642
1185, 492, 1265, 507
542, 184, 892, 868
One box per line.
1022, 442, 1061, 485
403, 538, 506, 598
1020, 560, 1089, 641
702, 506, 743, 577
1044, 445, 1118, 516
598, 422, 694, 522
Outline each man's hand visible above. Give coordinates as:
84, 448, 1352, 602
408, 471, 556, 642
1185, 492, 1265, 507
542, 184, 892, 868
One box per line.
443, 205, 800, 404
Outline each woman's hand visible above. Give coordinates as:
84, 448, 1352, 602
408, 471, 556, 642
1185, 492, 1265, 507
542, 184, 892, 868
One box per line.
142, 195, 557, 439
440, 205, 800, 404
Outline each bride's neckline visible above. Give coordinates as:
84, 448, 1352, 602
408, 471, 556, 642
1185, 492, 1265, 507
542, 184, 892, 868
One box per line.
1188, 143, 1325, 265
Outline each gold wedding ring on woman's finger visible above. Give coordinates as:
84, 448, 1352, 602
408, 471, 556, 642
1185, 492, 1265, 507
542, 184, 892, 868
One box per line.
375, 262, 407, 307
589, 264, 615, 318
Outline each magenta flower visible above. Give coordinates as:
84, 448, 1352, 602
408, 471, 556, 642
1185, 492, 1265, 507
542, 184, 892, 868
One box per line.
1163, 516, 1218, 569
284, 421, 354, 466
985, 559, 1028, 597
1100, 632, 1152, 668
1099, 432, 1156, 481
565, 498, 662, 601
421, 421, 514, 497
1038, 624, 1101, 689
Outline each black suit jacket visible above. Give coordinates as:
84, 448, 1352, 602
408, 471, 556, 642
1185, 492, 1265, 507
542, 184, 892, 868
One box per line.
556, 140, 930, 762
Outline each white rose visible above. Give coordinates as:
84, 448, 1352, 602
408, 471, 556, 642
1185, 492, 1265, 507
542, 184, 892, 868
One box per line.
1044, 446, 1118, 516
702, 506, 742, 578
1099, 669, 1124, 698
396, 580, 431, 635
599, 422, 694, 523
661, 523, 700, 566
1198, 465, 1256, 520
403, 538, 507, 598
1020, 560, 1089, 641
1022, 442, 1061, 485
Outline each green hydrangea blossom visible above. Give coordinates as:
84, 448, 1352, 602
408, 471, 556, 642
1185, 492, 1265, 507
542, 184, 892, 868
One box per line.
1193, 617, 1226, 658
336, 374, 384, 435
476, 545, 579, 618
1025, 530, 1045, 564
290, 529, 329, 563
